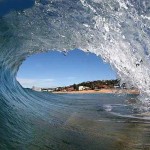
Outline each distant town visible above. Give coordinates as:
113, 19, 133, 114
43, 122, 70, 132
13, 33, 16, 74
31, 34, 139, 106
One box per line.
31, 79, 137, 93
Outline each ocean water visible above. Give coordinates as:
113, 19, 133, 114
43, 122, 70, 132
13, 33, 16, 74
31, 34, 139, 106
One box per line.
1, 93, 150, 150
1, 0, 150, 149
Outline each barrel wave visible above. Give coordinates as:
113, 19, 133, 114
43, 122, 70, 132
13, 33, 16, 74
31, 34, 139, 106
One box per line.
0, 0, 150, 149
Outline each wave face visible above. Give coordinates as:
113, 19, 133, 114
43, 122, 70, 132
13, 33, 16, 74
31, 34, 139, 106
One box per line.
1, 0, 150, 97
0, 0, 150, 149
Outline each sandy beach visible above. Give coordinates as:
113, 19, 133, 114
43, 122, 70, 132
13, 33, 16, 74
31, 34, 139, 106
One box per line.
53, 89, 140, 94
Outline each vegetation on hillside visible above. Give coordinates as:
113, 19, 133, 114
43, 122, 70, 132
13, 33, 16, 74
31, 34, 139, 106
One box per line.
56, 79, 120, 91
73, 79, 119, 90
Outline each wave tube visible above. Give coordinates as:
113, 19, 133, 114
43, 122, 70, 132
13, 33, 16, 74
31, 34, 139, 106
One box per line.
1, 0, 150, 104
0, 0, 150, 148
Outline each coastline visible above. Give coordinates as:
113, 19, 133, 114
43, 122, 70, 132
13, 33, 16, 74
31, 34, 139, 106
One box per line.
52, 89, 140, 94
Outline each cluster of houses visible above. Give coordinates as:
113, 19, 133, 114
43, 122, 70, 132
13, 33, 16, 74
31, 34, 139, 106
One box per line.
31, 80, 131, 92
32, 85, 92, 92
55, 86, 91, 92
32, 83, 125, 92
32, 86, 55, 92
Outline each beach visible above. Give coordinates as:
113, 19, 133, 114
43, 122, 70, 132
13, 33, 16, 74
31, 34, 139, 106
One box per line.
53, 88, 140, 94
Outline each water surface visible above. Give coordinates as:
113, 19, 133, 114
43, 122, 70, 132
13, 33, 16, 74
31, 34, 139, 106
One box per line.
1, 93, 149, 150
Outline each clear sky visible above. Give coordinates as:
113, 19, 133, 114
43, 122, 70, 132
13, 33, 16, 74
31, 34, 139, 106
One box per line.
17, 49, 116, 88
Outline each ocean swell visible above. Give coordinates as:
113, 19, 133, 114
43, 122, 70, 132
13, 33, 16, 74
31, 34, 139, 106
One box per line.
0, 0, 150, 148
1, 0, 150, 102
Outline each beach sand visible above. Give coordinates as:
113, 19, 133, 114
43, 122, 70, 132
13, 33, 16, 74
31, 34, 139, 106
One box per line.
53, 89, 139, 94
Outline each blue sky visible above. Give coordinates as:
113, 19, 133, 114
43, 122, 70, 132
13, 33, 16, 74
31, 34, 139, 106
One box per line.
17, 49, 116, 88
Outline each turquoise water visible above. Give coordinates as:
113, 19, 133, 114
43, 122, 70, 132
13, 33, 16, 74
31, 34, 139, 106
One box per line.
1, 93, 150, 150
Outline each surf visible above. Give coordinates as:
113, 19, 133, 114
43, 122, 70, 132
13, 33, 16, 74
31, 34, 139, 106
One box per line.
0, 0, 150, 149
1, 0, 150, 99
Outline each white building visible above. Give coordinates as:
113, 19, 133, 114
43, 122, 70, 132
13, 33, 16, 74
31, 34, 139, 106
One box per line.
41, 88, 55, 92
78, 86, 90, 91
32, 86, 42, 92
114, 85, 120, 89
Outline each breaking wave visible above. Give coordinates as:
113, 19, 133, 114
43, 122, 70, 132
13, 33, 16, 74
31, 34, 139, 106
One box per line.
1, 0, 150, 149
1, 0, 150, 100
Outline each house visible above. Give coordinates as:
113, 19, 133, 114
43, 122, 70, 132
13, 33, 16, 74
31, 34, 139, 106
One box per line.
78, 86, 90, 91
66, 87, 74, 91
32, 86, 42, 92
41, 88, 55, 92
114, 85, 120, 89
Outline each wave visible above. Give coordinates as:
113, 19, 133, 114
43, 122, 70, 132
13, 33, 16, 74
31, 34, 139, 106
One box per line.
0, 0, 150, 148
1, 0, 150, 96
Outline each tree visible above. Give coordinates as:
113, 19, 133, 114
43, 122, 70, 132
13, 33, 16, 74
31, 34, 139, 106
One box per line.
73, 84, 78, 90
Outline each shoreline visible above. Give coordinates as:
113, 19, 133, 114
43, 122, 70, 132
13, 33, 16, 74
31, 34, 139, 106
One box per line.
52, 89, 140, 94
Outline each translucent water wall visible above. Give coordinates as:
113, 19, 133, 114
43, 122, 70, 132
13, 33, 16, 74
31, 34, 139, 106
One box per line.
0, 0, 150, 107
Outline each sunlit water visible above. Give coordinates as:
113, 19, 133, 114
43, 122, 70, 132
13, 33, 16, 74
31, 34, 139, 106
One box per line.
1, 93, 149, 150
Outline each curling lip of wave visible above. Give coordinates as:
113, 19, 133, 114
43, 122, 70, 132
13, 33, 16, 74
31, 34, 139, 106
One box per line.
0, 0, 150, 108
